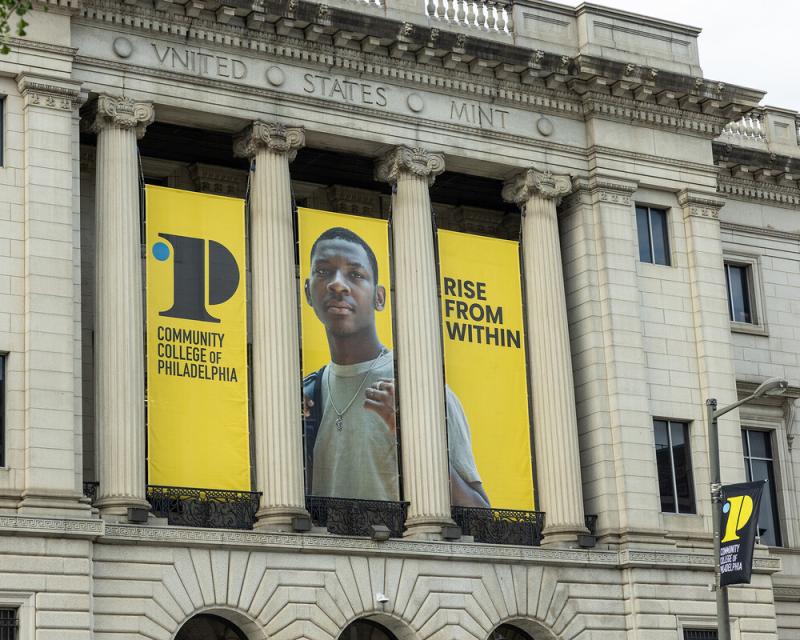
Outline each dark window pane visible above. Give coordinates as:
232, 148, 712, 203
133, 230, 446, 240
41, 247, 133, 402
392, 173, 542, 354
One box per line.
654, 420, 674, 512
636, 207, 652, 263
671, 422, 695, 513
650, 209, 670, 265
750, 460, 781, 546
0, 608, 16, 640
748, 430, 770, 459
742, 430, 749, 457
727, 264, 751, 323
0, 355, 4, 468
684, 630, 718, 640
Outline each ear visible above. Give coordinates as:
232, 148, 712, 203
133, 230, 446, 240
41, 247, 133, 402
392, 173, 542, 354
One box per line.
304, 279, 312, 305
374, 284, 386, 311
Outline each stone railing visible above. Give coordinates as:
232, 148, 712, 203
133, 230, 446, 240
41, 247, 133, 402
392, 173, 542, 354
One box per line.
424, 0, 513, 33
721, 110, 767, 143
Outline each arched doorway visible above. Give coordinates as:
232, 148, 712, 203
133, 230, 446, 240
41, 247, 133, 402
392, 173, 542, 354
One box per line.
489, 624, 536, 640
340, 619, 399, 640
175, 613, 248, 640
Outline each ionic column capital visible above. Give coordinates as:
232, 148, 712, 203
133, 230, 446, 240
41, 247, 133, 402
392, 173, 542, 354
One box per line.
89, 95, 154, 139
233, 121, 305, 161
502, 168, 572, 207
375, 146, 445, 186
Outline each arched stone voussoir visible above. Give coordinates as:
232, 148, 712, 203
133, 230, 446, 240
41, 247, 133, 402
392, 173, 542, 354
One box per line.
170, 606, 267, 640
488, 617, 560, 640
338, 611, 419, 640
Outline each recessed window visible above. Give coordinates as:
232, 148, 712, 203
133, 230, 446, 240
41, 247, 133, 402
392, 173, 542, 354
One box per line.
742, 429, 782, 546
725, 262, 754, 323
0, 354, 5, 468
684, 630, 717, 640
0, 608, 17, 640
636, 205, 670, 265
654, 419, 695, 514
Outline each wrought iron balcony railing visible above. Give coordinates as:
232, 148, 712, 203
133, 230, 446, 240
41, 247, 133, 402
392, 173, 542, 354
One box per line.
147, 485, 261, 530
82, 481, 99, 504
306, 495, 409, 538
451, 506, 544, 546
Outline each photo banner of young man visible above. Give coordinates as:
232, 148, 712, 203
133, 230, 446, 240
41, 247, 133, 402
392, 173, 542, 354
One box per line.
438, 230, 535, 510
298, 208, 400, 502
145, 186, 250, 491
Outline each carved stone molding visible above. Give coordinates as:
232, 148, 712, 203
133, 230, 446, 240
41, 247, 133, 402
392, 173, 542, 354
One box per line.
591, 178, 637, 207
374, 146, 445, 186
718, 175, 800, 209
0, 515, 104, 538
88, 94, 155, 138
188, 163, 248, 198
16, 73, 82, 112
233, 121, 305, 161
774, 586, 800, 601
501, 168, 572, 207
326, 185, 383, 217
678, 189, 725, 220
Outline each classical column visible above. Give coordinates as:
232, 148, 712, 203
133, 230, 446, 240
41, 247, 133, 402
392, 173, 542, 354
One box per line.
375, 146, 451, 538
502, 168, 587, 546
90, 96, 154, 517
234, 122, 307, 530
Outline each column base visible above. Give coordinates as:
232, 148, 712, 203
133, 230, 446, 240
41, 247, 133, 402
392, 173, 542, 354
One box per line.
403, 515, 456, 540
254, 505, 310, 532
17, 491, 93, 519
541, 523, 590, 548
95, 495, 151, 518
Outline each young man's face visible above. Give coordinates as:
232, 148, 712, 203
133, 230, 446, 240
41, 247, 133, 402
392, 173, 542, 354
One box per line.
305, 237, 386, 337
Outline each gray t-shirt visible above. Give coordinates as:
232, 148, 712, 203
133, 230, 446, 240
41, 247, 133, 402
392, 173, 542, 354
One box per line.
311, 350, 482, 501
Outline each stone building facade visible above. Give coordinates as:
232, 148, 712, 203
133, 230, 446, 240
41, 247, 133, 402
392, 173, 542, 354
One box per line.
0, 0, 798, 639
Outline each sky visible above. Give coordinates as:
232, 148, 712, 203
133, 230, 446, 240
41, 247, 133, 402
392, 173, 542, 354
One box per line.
565, 0, 799, 111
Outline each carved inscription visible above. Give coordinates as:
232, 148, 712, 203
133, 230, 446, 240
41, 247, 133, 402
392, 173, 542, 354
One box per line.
302, 73, 388, 107
449, 100, 509, 130
152, 44, 247, 79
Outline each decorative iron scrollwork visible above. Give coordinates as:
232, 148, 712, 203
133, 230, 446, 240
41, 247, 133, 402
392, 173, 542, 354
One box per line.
451, 506, 545, 546
305, 495, 408, 538
147, 485, 261, 530
83, 481, 99, 504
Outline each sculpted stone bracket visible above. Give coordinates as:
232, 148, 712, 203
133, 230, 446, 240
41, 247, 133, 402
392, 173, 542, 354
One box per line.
86, 94, 155, 139
501, 168, 572, 208
678, 189, 725, 220
374, 146, 445, 186
233, 121, 306, 161
16, 73, 82, 112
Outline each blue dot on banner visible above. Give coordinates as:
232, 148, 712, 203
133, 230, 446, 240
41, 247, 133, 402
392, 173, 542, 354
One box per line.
152, 242, 170, 261
723, 503, 730, 514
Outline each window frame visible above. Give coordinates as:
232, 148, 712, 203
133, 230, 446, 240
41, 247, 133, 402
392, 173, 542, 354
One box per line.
635, 204, 672, 266
653, 418, 696, 515
723, 253, 767, 336
742, 427, 783, 547
0, 353, 5, 468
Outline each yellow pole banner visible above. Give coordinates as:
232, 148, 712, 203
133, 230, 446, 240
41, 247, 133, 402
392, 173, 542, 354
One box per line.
438, 230, 535, 510
145, 185, 250, 491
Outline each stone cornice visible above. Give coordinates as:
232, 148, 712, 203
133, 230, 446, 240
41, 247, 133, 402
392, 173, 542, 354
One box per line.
720, 221, 800, 243
0, 515, 104, 538
717, 174, 800, 210
678, 189, 725, 220
77, 0, 762, 138
561, 176, 637, 210
188, 163, 248, 197
375, 146, 445, 186
233, 121, 305, 161
16, 72, 82, 111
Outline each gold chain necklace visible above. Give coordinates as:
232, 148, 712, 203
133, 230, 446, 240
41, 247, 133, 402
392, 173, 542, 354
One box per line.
326, 348, 387, 431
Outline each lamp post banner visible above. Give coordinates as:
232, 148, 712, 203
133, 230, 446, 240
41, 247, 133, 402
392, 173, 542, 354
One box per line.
145, 186, 250, 491
719, 480, 765, 586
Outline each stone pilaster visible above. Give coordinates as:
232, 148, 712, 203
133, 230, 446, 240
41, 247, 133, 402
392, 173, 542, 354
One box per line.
678, 191, 743, 489
15, 73, 89, 517
234, 121, 307, 530
90, 95, 154, 517
502, 168, 587, 546
375, 146, 451, 538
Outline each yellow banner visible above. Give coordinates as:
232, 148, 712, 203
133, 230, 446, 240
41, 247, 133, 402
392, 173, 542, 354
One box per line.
438, 230, 534, 510
298, 208, 400, 502
145, 186, 250, 490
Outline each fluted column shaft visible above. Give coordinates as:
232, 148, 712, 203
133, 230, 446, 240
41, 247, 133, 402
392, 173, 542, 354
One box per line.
234, 122, 307, 529
376, 147, 451, 537
92, 96, 154, 515
503, 169, 587, 545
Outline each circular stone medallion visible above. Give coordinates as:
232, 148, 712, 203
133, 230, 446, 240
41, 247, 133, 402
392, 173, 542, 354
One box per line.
265, 66, 286, 87
112, 37, 133, 59
536, 116, 554, 137
406, 93, 425, 113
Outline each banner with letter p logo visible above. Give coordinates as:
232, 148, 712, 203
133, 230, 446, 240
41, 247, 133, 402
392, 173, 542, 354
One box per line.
719, 480, 765, 586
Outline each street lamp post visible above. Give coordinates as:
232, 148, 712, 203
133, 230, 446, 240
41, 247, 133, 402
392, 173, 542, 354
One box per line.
707, 376, 788, 640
